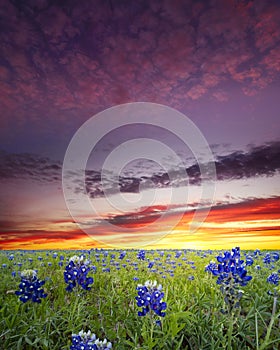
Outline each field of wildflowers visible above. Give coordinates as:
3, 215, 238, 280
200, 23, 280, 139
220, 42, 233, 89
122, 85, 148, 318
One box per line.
1, 248, 280, 349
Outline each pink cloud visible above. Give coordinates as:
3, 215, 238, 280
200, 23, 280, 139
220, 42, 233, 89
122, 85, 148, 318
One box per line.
187, 85, 207, 100
1, 0, 280, 135
212, 90, 228, 102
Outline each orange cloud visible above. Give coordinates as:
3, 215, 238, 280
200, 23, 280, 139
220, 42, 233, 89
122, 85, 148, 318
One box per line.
1, 197, 279, 250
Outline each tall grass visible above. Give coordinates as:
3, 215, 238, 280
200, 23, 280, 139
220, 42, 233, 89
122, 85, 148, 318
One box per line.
0, 249, 279, 349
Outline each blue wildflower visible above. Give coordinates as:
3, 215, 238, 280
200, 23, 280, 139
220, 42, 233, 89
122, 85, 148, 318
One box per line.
267, 272, 279, 286
119, 251, 126, 260
15, 269, 47, 303
137, 250, 146, 260
254, 249, 260, 256
70, 330, 112, 350
205, 261, 218, 274
263, 253, 271, 265
175, 251, 182, 258
64, 256, 93, 292
272, 252, 279, 262
245, 256, 254, 266
207, 247, 252, 312
136, 280, 167, 317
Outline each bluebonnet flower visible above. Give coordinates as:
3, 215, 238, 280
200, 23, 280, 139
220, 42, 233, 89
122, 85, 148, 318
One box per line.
245, 255, 254, 266
205, 261, 217, 274
263, 253, 271, 265
136, 280, 167, 317
64, 256, 93, 292
267, 272, 279, 286
70, 330, 112, 350
175, 251, 182, 258
137, 250, 146, 260
207, 247, 252, 312
15, 269, 47, 303
254, 249, 260, 256
119, 251, 126, 260
267, 271, 280, 297
271, 252, 279, 262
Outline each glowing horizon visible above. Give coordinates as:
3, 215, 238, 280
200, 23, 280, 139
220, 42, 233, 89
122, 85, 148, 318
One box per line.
1, 196, 279, 250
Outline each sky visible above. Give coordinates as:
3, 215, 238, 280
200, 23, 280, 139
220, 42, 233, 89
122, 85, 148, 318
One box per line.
0, 0, 280, 250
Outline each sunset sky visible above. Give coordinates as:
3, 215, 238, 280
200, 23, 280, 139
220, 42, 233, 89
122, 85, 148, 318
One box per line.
0, 0, 280, 250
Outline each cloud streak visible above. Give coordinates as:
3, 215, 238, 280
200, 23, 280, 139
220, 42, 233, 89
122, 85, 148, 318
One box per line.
76, 141, 280, 197
1, 140, 279, 196
1, 196, 279, 249
0, 150, 61, 182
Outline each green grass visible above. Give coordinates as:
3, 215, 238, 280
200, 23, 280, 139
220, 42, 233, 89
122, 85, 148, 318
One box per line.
0, 249, 279, 349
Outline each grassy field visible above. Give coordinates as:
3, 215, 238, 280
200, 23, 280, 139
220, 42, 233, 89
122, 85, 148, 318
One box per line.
0, 248, 279, 349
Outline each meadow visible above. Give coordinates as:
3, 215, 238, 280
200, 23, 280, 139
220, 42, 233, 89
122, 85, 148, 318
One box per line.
0, 248, 279, 350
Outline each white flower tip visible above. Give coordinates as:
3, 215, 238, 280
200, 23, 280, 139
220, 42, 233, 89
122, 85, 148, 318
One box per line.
21, 269, 37, 278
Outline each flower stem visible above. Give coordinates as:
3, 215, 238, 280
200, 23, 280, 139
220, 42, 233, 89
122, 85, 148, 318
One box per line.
227, 313, 234, 350
149, 311, 154, 341
255, 312, 259, 350
259, 296, 277, 350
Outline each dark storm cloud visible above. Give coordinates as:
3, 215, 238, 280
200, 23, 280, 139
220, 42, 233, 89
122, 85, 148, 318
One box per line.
215, 141, 280, 180
0, 150, 61, 182
1, 0, 280, 131
82, 141, 280, 197
1, 141, 279, 190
